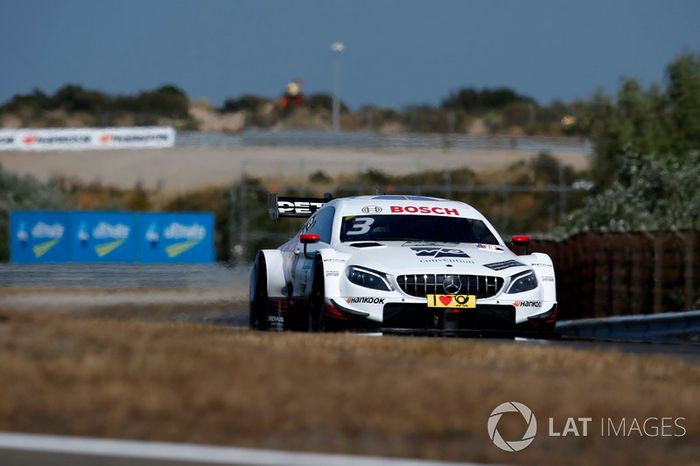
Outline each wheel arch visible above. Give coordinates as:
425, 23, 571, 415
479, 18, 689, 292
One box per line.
251, 249, 287, 299
311, 249, 346, 300
521, 252, 557, 302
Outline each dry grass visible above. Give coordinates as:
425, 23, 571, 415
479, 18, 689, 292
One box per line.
0, 311, 697, 465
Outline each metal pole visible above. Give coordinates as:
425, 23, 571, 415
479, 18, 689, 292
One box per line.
559, 163, 566, 219
332, 55, 340, 131
331, 42, 344, 132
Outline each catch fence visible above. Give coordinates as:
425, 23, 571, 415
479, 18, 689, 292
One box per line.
531, 231, 699, 319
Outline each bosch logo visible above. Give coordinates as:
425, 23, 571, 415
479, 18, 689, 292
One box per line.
362, 205, 383, 214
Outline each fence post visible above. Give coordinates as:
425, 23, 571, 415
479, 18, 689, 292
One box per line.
653, 234, 664, 313
228, 185, 239, 266
501, 187, 509, 230
678, 231, 695, 310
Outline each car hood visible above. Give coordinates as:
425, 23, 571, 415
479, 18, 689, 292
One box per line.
336, 241, 529, 277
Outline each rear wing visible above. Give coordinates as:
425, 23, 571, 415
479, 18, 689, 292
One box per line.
268, 193, 333, 220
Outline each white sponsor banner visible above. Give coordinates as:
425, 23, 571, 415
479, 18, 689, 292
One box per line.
0, 126, 175, 151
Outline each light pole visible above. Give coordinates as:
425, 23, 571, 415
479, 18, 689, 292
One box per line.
330, 41, 344, 132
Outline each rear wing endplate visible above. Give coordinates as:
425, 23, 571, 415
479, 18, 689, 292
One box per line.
268, 193, 333, 220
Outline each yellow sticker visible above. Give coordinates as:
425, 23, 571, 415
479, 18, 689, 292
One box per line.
426, 294, 476, 308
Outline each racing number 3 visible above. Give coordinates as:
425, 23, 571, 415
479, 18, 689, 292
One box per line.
346, 217, 375, 236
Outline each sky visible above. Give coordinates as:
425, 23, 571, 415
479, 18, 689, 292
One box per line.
1, 0, 699, 109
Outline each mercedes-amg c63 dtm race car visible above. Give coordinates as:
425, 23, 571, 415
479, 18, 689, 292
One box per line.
249, 194, 557, 335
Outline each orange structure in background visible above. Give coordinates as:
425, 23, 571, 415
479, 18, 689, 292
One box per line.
279, 80, 304, 110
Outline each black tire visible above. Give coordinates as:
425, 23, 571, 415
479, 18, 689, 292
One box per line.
249, 255, 270, 331
309, 259, 326, 332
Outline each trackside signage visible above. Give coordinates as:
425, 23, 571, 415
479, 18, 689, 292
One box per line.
0, 127, 175, 151
71, 212, 136, 262
138, 213, 214, 263
10, 211, 214, 263
10, 212, 70, 262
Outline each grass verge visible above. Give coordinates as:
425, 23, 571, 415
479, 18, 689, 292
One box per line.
0, 311, 697, 465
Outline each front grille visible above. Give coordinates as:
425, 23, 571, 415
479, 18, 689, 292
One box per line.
396, 274, 503, 298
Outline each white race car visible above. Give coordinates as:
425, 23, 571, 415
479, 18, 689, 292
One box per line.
249, 194, 557, 335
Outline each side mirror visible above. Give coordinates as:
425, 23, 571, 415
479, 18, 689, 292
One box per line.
511, 235, 530, 254
300, 233, 320, 244
300, 233, 320, 258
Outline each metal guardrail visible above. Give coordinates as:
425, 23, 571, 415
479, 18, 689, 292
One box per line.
556, 310, 700, 341
176, 130, 591, 155
0, 432, 493, 466
0, 264, 248, 289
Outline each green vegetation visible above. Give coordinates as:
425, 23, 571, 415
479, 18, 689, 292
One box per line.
221, 94, 271, 113
1, 83, 584, 135
0, 164, 75, 259
564, 53, 700, 232
1, 84, 192, 128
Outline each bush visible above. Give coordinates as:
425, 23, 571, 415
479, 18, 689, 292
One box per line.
221, 95, 270, 113
564, 53, 700, 233
0, 165, 75, 260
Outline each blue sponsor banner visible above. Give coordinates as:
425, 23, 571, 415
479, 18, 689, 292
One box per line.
138, 213, 214, 263
70, 212, 137, 262
10, 211, 71, 263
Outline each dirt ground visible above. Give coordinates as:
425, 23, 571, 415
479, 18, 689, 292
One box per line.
0, 146, 589, 193
0, 308, 697, 466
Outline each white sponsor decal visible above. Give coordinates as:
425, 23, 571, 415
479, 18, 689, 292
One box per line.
477, 243, 504, 252
164, 223, 206, 241
93, 222, 130, 240
31, 222, 64, 239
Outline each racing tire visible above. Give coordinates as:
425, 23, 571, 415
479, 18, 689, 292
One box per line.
249, 255, 270, 331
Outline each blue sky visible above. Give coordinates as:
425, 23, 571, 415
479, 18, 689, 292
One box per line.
1, 0, 698, 109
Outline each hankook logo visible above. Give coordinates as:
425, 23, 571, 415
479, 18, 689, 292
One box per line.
487, 401, 537, 452
442, 275, 462, 294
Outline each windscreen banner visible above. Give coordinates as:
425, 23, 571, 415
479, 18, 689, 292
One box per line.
138, 213, 214, 263
0, 126, 175, 151
10, 211, 214, 263
10, 212, 71, 263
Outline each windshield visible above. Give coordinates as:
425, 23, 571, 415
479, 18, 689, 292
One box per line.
340, 215, 500, 244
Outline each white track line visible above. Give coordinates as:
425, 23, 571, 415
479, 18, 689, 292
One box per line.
0, 432, 503, 466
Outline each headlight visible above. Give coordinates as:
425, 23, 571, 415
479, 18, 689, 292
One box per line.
346, 266, 393, 291
506, 270, 538, 294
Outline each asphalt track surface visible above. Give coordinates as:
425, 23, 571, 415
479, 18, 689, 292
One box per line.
2, 263, 699, 362
192, 311, 700, 364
